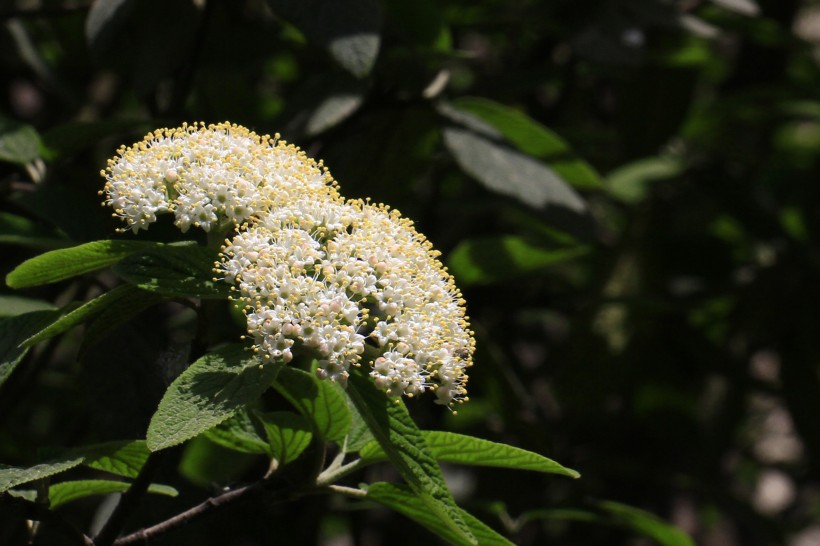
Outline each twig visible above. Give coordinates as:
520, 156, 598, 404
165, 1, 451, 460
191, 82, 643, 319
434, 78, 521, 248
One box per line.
94, 452, 165, 546
0, 494, 94, 546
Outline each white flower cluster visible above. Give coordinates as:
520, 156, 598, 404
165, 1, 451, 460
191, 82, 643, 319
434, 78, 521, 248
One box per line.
102, 123, 473, 406
101, 122, 336, 233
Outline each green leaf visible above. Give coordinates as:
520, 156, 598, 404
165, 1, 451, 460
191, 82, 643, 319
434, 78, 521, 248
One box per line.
440, 104, 587, 215
266, 0, 383, 78
451, 97, 602, 190
0, 296, 56, 318
48, 479, 177, 509
76, 440, 150, 479
0, 119, 42, 165
0, 310, 60, 388
367, 482, 514, 546
21, 284, 141, 348
360, 431, 579, 478
0, 212, 69, 250
256, 411, 313, 465
0, 455, 84, 493
203, 409, 270, 455
80, 288, 165, 353
606, 156, 683, 204
598, 501, 695, 546
272, 366, 351, 442
447, 236, 588, 286
147, 345, 281, 452
342, 393, 375, 453
114, 244, 230, 299
5, 240, 160, 289
347, 367, 476, 545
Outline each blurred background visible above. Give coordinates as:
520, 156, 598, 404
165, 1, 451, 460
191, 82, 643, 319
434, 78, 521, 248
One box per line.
2, 0, 820, 544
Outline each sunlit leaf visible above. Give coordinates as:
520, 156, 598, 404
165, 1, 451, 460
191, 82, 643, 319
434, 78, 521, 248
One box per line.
49, 479, 177, 509
273, 366, 351, 442
256, 411, 313, 465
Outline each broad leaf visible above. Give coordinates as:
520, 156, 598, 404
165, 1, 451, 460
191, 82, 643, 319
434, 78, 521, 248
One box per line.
114, 244, 230, 299
0, 456, 84, 493
77, 440, 151, 479
0, 119, 41, 165
256, 411, 313, 465
147, 345, 281, 451
80, 288, 165, 353
360, 431, 579, 478
273, 366, 351, 442
451, 97, 602, 190
266, 0, 382, 78
21, 284, 140, 348
49, 479, 177, 509
448, 236, 588, 286
0, 212, 69, 250
5, 240, 160, 289
342, 393, 375, 453
367, 482, 514, 546
203, 409, 270, 455
0, 309, 60, 388
347, 367, 476, 545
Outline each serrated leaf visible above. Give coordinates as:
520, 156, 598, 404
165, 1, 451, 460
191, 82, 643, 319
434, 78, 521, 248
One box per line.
0, 309, 61, 388
451, 97, 602, 190
49, 479, 177, 509
447, 236, 588, 286
0, 212, 69, 250
367, 482, 514, 546
114, 244, 230, 299
441, 114, 587, 215
273, 366, 351, 442
0, 456, 84, 493
347, 367, 476, 545
256, 411, 313, 465
147, 345, 281, 452
0, 119, 41, 165
266, 0, 383, 78
203, 409, 270, 455
21, 284, 140, 348
5, 240, 160, 289
76, 440, 150, 479
360, 431, 579, 478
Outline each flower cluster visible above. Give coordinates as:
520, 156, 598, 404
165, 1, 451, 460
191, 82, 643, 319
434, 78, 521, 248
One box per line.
103, 123, 473, 406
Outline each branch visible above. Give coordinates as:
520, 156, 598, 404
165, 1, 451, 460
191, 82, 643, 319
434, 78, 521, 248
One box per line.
0, 494, 94, 546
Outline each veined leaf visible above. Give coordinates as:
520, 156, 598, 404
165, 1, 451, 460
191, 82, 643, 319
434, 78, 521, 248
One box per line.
448, 236, 588, 286
0, 456, 84, 493
451, 97, 602, 190
76, 440, 151, 479
21, 284, 140, 348
147, 345, 281, 452
273, 366, 351, 442
5, 240, 161, 289
360, 431, 579, 478
367, 482, 514, 546
203, 409, 270, 455
0, 309, 60, 388
256, 411, 313, 465
342, 393, 375, 453
49, 479, 177, 509
0, 119, 41, 165
114, 243, 230, 299
347, 367, 476, 545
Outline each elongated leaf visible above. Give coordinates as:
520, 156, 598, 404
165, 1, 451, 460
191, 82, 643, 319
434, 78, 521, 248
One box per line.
0, 212, 69, 249
0, 296, 55, 318
21, 284, 139, 348
256, 411, 313, 465
266, 0, 382, 78
114, 244, 230, 299
451, 97, 602, 190
6, 240, 160, 289
347, 367, 476, 545
367, 482, 514, 546
147, 345, 281, 452
0, 309, 60, 388
273, 366, 351, 442
606, 156, 683, 204
360, 431, 579, 478
0, 456, 84, 493
448, 236, 588, 286
0, 119, 41, 165
76, 440, 150, 479
49, 479, 177, 509
81, 287, 165, 353
203, 409, 270, 455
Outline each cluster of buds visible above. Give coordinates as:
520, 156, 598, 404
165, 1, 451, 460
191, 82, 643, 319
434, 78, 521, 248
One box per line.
102, 123, 473, 406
